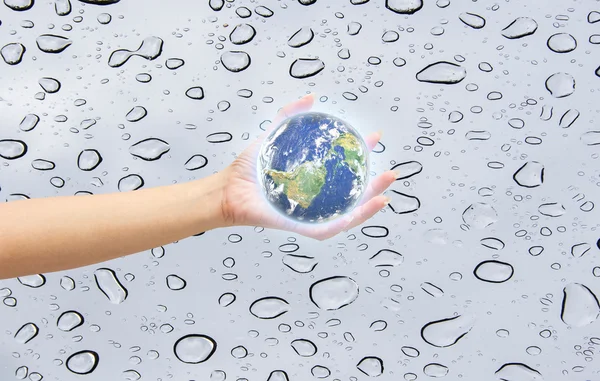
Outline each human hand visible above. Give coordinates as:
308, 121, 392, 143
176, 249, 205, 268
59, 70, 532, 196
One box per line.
220, 94, 397, 241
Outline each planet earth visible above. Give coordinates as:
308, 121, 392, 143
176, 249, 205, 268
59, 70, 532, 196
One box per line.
258, 112, 369, 223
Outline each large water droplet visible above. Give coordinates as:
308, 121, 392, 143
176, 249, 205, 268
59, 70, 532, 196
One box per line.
581, 131, 600, 146
77, 149, 102, 171
369, 249, 403, 267
347, 21, 362, 35
185, 86, 204, 100
36, 34, 72, 53
282, 254, 318, 273
14, 323, 38, 344
1, 43, 26, 65
480, 237, 505, 250
291, 339, 317, 357
561, 283, 600, 327
129, 138, 170, 161
495, 363, 542, 381
357, 356, 384, 377
513, 161, 544, 188
0, 139, 27, 160
126, 106, 147, 122
31, 159, 55, 171
184, 154, 208, 171
249, 297, 290, 319
538, 202, 565, 217
39, 77, 61, 93
473, 260, 514, 283
267, 370, 289, 381
229, 24, 256, 45
108, 36, 163, 68
309, 276, 359, 310
209, 0, 224, 11
545, 72, 575, 98
423, 363, 449, 378
416, 61, 466, 84
165, 58, 184, 69
15, 366, 28, 380
391, 161, 422, 180
17, 274, 45, 287
462, 203, 498, 229
547, 33, 577, 53
288, 27, 314, 48
118, 174, 144, 191
311, 365, 331, 378
57, 311, 84, 331
559, 109, 579, 128
60, 276, 75, 290
220, 51, 251, 72
385, 190, 421, 214
385, 0, 423, 14
218, 292, 236, 307
459, 12, 486, 29
571, 243, 591, 258
4, 0, 33, 10
66, 351, 99, 375
421, 315, 475, 347
166, 274, 186, 290
289, 58, 325, 79
94, 268, 128, 304
173, 334, 217, 364
19, 114, 39, 132
588, 11, 600, 23
501, 17, 538, 39
55, 0, 71, 15
254, 5, 273, 17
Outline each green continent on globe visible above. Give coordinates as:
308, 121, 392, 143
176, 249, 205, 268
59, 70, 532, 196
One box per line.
329, 132, 364, 175
266, 161, 327, 209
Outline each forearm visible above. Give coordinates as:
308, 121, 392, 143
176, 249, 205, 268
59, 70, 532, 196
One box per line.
0, 169, 231, 279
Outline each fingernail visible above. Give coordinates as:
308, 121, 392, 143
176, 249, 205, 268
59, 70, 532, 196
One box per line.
383, 196, 392, 205
392, 168, 401, 179
302, 93, 314, 100
377, 129, 384, 138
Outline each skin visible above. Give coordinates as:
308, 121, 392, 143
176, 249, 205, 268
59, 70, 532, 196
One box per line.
0, 94, 397, 280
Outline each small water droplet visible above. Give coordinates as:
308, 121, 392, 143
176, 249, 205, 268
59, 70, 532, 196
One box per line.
66, 351, 99, 375
249, 297, 290, 319
173, 334, 217, 364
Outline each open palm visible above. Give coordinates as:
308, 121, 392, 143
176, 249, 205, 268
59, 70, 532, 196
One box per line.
220, 94, 397, 241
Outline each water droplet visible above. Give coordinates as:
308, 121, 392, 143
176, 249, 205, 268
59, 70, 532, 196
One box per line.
122, 370, 141, 381
66, 351, 99, 375
369, 249, 403, 267
184, 154, 207, 171
282, 254, 318, 273
36, 34, 72, 53
118, 174, 144, 192
77, 149, 102, 171
421, 282, 444, 297
362, 226, 389, 238
311, 365, 331, 378
581, 130, 600, 146
392, 161, 422, 179
129, 138, 170, 161
385, 190, 421, 214
501, 17, 538, 39
94, 268, 128, 304
382, 30, 399, 42
165, 58, 184, 70
60, 276, 75, 290
108, 36, 163, 68
236, 6, 251, 18
291, 339, 317, 357
416, 61, 466, 84
218, 292, 236, 307
173, 334, 217, 364
220, 51, 251, 72
478, 62, 493, 72
39, 77, 61, 93
545, 72, 575, 98
206, 132, 232, 143
538, 202, 565, 217
571, 243, 591, 258
14, 323, 38, 344
547, 33, 577, 53
254, 5, 273, 17
126, 106, 147, 122
309, 276, 359, 310
459, 12, 486, 29
18, 274, 46, 288
289, 58, 325, 79
423, 363, 449, 378
20, 114, 40, 132
495, 363, 542, 381
15, 366, 28, 380
462, 203, 498, 229
267, 370, 289, 381
209, 0, 223, 11
55, 0, 71, 15
480, 237, 505, 250
401, 346, 420, 357
561, 283, 600, 327
288, 27, 314, 48
385, 0, 423, 14
185, 86, 204, 100
357, 356, 384, 377
448, 111, 463, 123
473, 260, 514, 283
347, 21, 362, 35
0, 139, 28, 160
229, 24, 256, 45
166, 274, 186, 290
249, 297, 290, 319
513, 161, 544, 188
97, 12, 112, 24
559, 109, 579, 128
393, 57, 407, 67
421, 315, 475, 347
508, 118, 525, 129
588, 11, 600, 23
1, 43, 26, 65
466, 130, 491, 140
57, 311, 84, 331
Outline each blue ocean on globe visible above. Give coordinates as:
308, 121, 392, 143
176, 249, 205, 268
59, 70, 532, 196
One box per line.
258, 112, 369, 223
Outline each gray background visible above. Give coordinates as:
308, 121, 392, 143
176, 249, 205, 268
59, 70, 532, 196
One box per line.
1, 0, 599, 379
